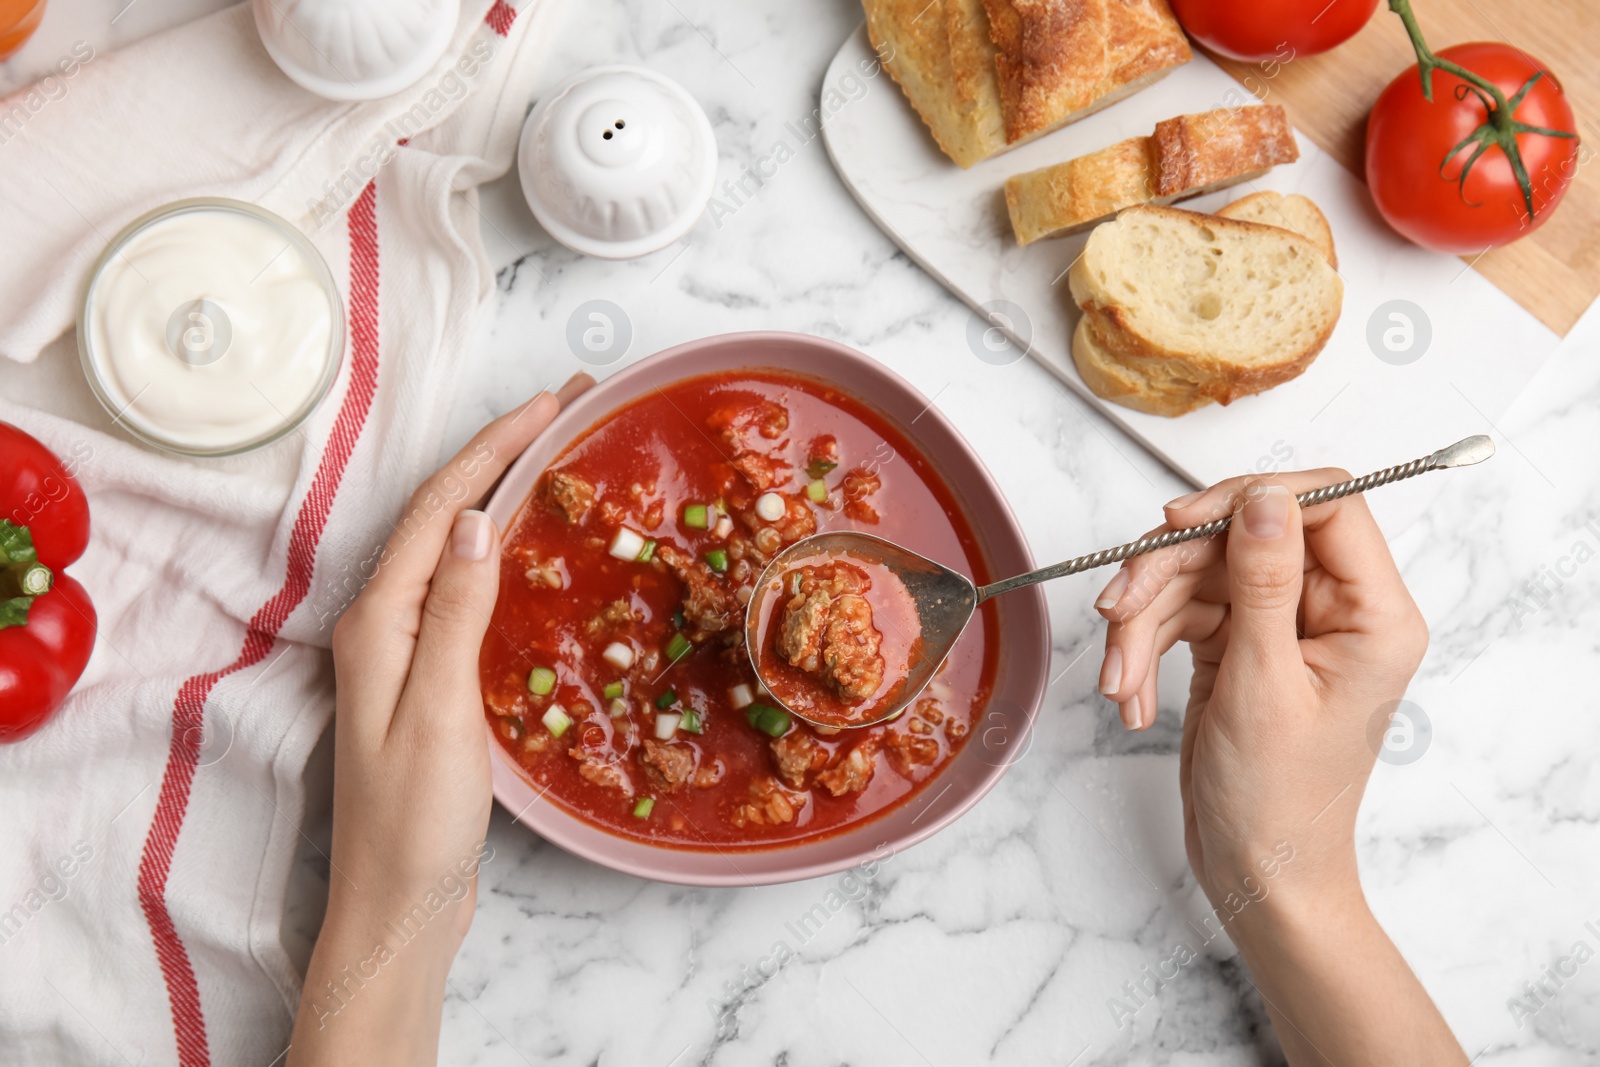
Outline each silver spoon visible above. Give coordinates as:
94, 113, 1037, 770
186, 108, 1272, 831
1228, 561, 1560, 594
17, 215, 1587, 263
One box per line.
745, 434, 1495, 729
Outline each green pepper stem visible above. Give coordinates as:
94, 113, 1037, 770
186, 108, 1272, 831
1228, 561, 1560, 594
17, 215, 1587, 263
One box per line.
0, 560, 52, 599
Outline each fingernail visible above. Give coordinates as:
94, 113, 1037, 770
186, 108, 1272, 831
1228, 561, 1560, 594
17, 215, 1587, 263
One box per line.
1121, 694, 1141, 730
453, 510, 492, 561
1095, 569, 1131, 610
1240, 485, 1291, 540
1165, 489, 1203, 509
1099, 646, 1123, 696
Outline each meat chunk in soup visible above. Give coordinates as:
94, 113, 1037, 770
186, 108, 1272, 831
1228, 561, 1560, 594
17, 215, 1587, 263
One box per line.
547, 470, 596, 524
639, 739, 695, 794
775, 562, 884, 703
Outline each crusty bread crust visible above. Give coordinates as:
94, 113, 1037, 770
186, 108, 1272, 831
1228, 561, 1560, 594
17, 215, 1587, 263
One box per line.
1005, 135, 1154, 244
983, 0, 1109, 145
1072, 315, 1215, 416
1004, 105, 1299, 245
866, 0, 1190, 167
1216, 190, 1337, 267
864, 0, 1007, 168
1153, 105, 1298, 197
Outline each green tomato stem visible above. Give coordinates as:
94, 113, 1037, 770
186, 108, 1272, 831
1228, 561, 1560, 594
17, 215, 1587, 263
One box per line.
1385, 0, 1572, 221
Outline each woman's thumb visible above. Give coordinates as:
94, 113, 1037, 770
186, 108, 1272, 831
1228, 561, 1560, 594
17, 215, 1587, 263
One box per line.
1224, 484, 1305, 674
411, 510, 501, 695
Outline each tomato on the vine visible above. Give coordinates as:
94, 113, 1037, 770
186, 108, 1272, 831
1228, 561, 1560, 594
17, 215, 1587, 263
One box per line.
1169, 0, 1380, 63
1366, 41, 1578, 254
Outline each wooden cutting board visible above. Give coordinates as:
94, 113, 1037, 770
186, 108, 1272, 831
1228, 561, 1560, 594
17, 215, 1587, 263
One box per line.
1209, 0, 1599, 336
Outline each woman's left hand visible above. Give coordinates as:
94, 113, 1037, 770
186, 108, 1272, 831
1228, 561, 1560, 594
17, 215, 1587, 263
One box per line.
289, 374, 591, 1065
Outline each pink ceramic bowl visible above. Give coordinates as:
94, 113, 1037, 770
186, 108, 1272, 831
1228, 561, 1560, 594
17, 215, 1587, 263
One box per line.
482, 331, 1049, 886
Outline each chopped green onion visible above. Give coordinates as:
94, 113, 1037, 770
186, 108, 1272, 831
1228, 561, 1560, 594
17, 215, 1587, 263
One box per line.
728, 683, 754, 709
806, 458, 837, 479
683, 504, 709, 529
746, 703, 792, 738
655, 689, 678, 710
787, 571, 803, 596
704, 549, 728, 573
602, 641, 634, 670
679, 709, 704, 734
633, 797, 655, 818
526, 667, 556, 696
714, 499, 727, 515
602, 681, 624, 699
637, 539, 656, 562
665, 632, 693, 662
806, 479, 828, 503
672, 611, 686, 630
541, 704, 572, 738
654, 712, 681, 739
608, 697, 629, 718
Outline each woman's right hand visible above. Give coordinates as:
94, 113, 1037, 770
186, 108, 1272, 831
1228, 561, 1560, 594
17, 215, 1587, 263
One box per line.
1094, 472, 1465, 1065
1096, 472, 1428, 906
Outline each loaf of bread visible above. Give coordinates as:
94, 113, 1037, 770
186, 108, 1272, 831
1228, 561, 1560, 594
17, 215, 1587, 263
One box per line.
863, 0, 1190, 168
1067, 205, 1343, 415
1216, 190, 1337, 267
1005, 105, 1299, 245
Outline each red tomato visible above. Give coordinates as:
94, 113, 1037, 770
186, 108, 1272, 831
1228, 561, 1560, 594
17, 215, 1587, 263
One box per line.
1169, 0, 1379, 62
1, 423, 96, 741
1366, 42, 1579, 253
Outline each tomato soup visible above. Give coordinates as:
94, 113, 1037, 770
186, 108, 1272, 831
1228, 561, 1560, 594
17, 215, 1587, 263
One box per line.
479, 371, 996, 849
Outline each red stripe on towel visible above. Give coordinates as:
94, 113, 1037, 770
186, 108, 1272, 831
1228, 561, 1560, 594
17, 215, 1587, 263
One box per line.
486, 0, 517, 36
136, 181, 383, 1067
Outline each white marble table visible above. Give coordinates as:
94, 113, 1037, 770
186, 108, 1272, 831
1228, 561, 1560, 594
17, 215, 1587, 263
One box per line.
11, 2, 1600, 1064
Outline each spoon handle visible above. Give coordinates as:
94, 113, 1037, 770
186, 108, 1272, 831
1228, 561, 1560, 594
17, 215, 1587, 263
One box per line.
975, 435, 1495, 602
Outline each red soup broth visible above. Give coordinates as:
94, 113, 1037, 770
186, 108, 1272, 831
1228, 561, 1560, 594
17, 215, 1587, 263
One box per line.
479, 370, 997, 850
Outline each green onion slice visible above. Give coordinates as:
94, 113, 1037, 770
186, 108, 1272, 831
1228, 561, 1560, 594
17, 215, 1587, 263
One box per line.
806, 458, 837, 479
526, 667, 556, 696
633, 797, 655, 818
637, 539, 656, 562
746, 703, 792, 738
602, 681, 624, 700
683, 504, 709, 529
704, 549, 728, 573
541, 704, 572, 738
679, 709, 704, 734
806, 479, 827, 503
665, 632, 693, 662
655, 689, 678, 710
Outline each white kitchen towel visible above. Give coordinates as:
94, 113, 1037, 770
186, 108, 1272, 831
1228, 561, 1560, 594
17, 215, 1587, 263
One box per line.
0, 1, 558, 1063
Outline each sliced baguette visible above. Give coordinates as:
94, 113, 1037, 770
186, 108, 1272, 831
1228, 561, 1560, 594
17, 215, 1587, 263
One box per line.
1072, 316, 1215, 417
1068, 205, 1343, 407
1216, 191, 1337, 267
1004, 105, 1298, 244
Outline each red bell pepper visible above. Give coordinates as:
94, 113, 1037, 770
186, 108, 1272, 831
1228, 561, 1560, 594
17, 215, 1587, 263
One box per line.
1, 423, 96, 741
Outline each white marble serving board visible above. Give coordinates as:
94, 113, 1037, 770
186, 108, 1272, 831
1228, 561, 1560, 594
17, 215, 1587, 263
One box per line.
822, 24, 1559, 528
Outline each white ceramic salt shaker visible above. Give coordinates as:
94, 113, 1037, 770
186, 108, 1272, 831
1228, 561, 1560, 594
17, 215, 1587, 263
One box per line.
253, 0, 461, 101
517, 66, 718, 260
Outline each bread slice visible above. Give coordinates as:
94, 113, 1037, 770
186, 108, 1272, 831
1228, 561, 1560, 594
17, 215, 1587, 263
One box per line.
1072, 315, 1215, 416
1004, 105, 1298, 245
1216, 191, 1336, 267
1068, 205, 1343, 408
862, 0, 1190, 168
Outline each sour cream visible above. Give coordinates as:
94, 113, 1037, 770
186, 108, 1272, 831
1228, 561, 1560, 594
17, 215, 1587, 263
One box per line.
79, 199, 344, 456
